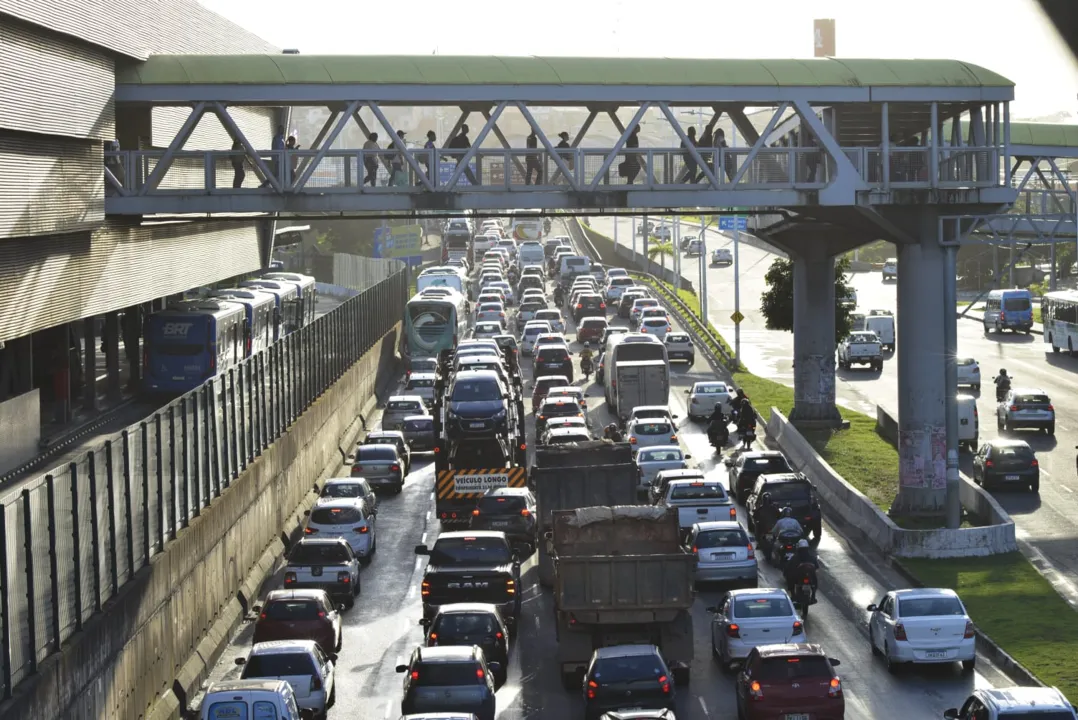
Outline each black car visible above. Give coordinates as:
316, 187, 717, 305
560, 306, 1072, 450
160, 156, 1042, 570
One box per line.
746, 472, 822, 545
726, 451, 794, 504
536, 396, 586, 438
573, 293, 607, 321
619, 292, 648, 318
972, 438, 1039, 492
446, 370, 512, 440
534, 345, 574, 383
517, 274, 544, 295
583, 645, 677, 720
396, 646, 499, 720
416, 531, 522, 627
469, 487, 538, 553
422, 603, 511, 683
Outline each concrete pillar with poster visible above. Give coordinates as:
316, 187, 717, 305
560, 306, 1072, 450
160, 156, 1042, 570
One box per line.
814, 18, 836, 57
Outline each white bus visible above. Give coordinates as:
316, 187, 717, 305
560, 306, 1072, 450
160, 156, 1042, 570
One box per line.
1042, 289, 1078, 355
404, 288, 468, 362
510, 210, 544, 242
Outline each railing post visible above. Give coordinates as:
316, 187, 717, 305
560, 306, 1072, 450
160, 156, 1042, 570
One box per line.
167, 406, 177, 537
204, 152, 215, 192
153, 414, 164, 551
228, 369, 239, 478
209, 384, 221, 495
219, 379, 231, 484
192, 392, 201, 515
245, 361, 254, 463
139, 424, 150, 564
202, 384, 214, 502
0, 505, 11, 698
236, 365, 247, 469
68, 462, 82, 631
87, 451, 102, 612
121, 431, 134, 576
45, 476, 60, 652
255, 354, 265, 452
180, 399, 189, 525
104, 440, 118, 594
20, 490, 35, 674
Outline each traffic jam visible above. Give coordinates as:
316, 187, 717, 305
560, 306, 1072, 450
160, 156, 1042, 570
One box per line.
191, 217, 1072, 720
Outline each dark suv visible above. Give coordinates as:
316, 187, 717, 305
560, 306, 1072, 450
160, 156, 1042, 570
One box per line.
396, 646, 500, 720
469, 488, 538, 554
534, 345, 574, 382
416, 531, 522, 627
746, 472, 822, 546
421, 603, 510, 684
726, 451, 794, 504
577, 317, 609, 344
446, 370, 511, 440
583, 644, 677, 720
573, 293, 606, 321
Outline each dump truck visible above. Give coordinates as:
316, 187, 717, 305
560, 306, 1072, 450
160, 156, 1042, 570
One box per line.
550, 505, 695, 690
532, 441, 639, 587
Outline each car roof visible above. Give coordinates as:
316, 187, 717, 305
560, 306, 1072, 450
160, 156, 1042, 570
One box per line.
406, 373, 436, 381
759, 473, 808, 484
630, 418, 672, 426
207, 678, 292, 693
978, 687, 1073, 711
1011, 387, 1048, 395
693, 381, 728, 389
548, 427, 590, 436
693, 520, 744, 532
985, 438, 1032, 448
452, 369, 500, 382
265, 588, 330, 602
388, 395, 425, 403
402, 414, 434, 422
436, 602, 505, 617
594, 644, 659, 659
741, 451, 785, 460
535, 374, 570, 385
892, 587, 960, 600
632, 405, 672, 413
295, 536, 351, 547
546, 416, 586, 425
324, 477, 370, 485
248, 639, 320, 655
754, 643, 827, 659
367, 430, 405, 439
667, 478, 722, 488
437, 530, 506, 541
548, 386, 583, 394
637, 445, 683, 455
656, 469, 705, 478
484, 487, 529, 498
311, 497, 365, 509
417, 646, 477, 662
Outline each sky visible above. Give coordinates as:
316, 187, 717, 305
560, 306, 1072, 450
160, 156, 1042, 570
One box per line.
199, 0, 1078, 119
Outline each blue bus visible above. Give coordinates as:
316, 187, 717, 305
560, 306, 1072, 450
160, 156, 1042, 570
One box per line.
984, 288, 1034, 334
211, 287, 277, 355
143, 299, 247, 393
239, 279, 300, 339
262, 272, 317, 328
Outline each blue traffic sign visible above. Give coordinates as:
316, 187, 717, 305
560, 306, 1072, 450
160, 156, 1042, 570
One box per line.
403, 255, 424, 268
719, 216, 748, 231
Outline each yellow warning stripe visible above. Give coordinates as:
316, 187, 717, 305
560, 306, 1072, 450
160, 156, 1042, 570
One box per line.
436, 467, 527, 499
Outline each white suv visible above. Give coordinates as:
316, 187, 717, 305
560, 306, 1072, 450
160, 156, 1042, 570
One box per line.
945, 687, 1077, 720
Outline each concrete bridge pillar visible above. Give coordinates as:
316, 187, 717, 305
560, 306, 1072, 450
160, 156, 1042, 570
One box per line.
788, 247, 842, 428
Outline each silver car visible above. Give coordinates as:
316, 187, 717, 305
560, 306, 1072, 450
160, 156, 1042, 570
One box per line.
686, 521, 757, 586
382, 395, 427, 431
664, 332, 695, 364
401, 414, 436, 452
997, 387, 1055, 435
626, 418, 678, 453
639, 316, 671, 340
403, 373, 436, 407
634, 445, 690, 496
520, 321, 553, 356
303, 497, 376, 561
350, 444, 405, 493
707, 588, 806, 670
686, 381, 734, 421
533, 309, 565, 334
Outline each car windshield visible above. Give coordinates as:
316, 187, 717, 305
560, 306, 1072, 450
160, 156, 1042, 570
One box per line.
666, 334, 689, 343
356, 446, 397, 461
850, 333, 876, 344
430, 537, 512, 565
310, 506, 364, 524
243, 653, 316, 678
540, 402, 580, 417
592, 655, 666, 683
1003, 297, 1031, 311
742, 457, 791, 473
670, 484, 725, 500
289, 543, 350, 565
451, 379, 502, 402
582, 319, 607, 328
993, 713, 1074, 720
407, 379, 434, 388
957, 358, 977, 366
435, 613, 499, 636
991, 445, 1034, 460
767, 483, 813, 504
733, 596, 793, 619
536, 349, 569, 363
321, 483, 366, 498
643, 319, 668, 327
477, 495, 527, 513
898, 596, 966, 617
696, 529, 746, 548
640, 449, 683, 462
404, 419, 433, 431
695, 384, 727, 394
415, 662, 484, 686
634, 423, 671, 436
263, 600, 322, 621
387, 401, 421, 412
1015, 395, 1050, 405
755, 656, 833, 682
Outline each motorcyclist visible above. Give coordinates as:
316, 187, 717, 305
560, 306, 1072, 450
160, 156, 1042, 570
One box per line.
769, 506, 805, 549
553, 285, 565, 306
707, 404, 728, 445
580, 342, 595, 375
603, 423, 623, 442
994, 368, 1011, 400
784, 539, 819, 602
736, 396, 756, 450
755, 492, 779, 543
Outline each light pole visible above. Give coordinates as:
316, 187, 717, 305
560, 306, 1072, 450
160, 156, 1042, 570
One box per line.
733, 218, 742, 368
699, 221, 708, 322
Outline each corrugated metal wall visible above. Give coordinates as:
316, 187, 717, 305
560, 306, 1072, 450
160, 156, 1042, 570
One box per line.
0, 133, 103, 239
0, 221, 262, 342
0, 19, 115, 141
152, 106, 274, 152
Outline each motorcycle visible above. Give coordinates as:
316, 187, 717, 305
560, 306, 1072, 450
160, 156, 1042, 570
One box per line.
708, 415, 730, 449
580, 356, 594, 381
771, 531, 803, 568
792, 577, 814, 618
738, 425, 756, 451
995, 377, 1012, 402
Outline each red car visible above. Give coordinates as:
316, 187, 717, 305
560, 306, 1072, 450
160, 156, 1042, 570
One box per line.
735, 643, 844, 719
251, 589, 343, 653
576, 317, 609, 344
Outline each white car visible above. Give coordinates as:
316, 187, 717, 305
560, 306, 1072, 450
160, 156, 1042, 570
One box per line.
635, 445, 690, 495
708, 588, 806, 670
639, 316, 672, 340
520, 321, 553, 356
605, 276, 636, 302
475, 303, 507, 326
866, 588, 976, 673
546, 385, 586, 410
626, 418, 678, 452
403, 372, 436, 405
686, 381, 734, 420
606, 267, 629, 280
533, 309, 565, 333
237, 640, 336, 715
627, 405, 677, 426
487, 281, 515, 305
541, 416, 589, 443
956, 357, 981, 391
472, 322, 503, 339
545, 427, 592, 445
710, 248, 733, 266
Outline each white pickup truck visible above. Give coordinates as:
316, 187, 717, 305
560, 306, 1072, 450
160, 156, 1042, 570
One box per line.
837, 331, 883, 371
660, 479, 737, 536
282, 537, 361, 608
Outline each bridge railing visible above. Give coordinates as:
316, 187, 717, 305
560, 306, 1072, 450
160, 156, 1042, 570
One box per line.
0, 268, 407, 700
104, 144, 1003, 196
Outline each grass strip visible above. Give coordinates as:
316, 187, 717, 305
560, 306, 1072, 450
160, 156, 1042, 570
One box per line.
903, 553, 1078, 700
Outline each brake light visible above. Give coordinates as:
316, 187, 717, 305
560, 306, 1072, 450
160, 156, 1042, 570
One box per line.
421, 581, 430, 597
691, 545, 698, 555
304, 527, 318, 534
829, 676, 842, 697
506, 579, 516, 595
352, 465, 363, 473
629, 437, 636, 443
792, 620, 804, 636
337, 571, 350, 584
284, 572, 296, 584
476, 668, 485, 679
318, 610, 326, 618
726, 623, 740, 638
746, 544, 755, 559
1010, 405, 1019, 411
894, 623, 907, 641
748, 679, 763, 701
641, 327, 647, 332
472, 509, 480, 516
964, 621, 975, 639
1031, 459, 1039, 467
587, 679, 599, 699
658, 674, 670, 693
311, 675, 322, 691
496, 631, 504, 639
519, 442, 527, 450
729, 507, 737, 519
985, 460, 993, 468
670, 434, 677, 441
411, 670, 419, 680
390, 464, 400, 473
1000, 311, 1006, 321
521, 508, 531, 517
355, 526, 369, 534
1047, 404, 1054, 411
576, 303, 582, 309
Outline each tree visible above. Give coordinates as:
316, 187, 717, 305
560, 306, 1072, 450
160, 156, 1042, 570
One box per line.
646, 240, 675, 278
760, 256, 854, 343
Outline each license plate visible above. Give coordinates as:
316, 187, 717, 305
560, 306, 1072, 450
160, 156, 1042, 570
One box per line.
311, 566, 323, 576
784, 715, 810, 720
470, 422, 487, 429
924, 651, 948, 660
710, 553, 735, 560
490, 520, 509, 527
1005, 475, 1020, 481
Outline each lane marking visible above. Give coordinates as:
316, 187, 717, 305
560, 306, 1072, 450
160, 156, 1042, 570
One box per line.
420, 532, 427, 545
1061, 485, 1074, 494
698, 697, 709, 716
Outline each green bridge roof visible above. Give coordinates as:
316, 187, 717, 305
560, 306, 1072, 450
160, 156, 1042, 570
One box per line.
115, 55, 1013, 88
1009, 121, 1078, 148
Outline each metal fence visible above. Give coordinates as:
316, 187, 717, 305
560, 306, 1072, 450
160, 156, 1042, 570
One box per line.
0, 266, 408, 698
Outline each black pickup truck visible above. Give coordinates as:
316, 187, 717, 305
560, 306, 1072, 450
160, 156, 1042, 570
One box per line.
416, 531, 522, 627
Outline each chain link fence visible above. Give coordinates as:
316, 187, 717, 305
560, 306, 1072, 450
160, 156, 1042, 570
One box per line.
0, 264, 408, 698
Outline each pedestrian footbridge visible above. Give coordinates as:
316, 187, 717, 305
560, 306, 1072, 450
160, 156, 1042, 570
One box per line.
104, 54, 1015, 217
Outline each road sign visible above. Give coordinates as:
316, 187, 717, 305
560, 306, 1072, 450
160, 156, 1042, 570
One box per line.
730, 311, 745, 324
719, 216, 748, 231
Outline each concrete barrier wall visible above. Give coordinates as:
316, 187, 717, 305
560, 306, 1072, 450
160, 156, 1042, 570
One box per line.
1, 324, 401, 720
765, 407, 1017, 558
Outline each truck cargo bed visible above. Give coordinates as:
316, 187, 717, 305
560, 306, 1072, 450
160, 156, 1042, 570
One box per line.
555, 553, 695, 613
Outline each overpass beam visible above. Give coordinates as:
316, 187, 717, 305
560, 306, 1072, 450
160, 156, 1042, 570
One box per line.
787, 246, 843, 428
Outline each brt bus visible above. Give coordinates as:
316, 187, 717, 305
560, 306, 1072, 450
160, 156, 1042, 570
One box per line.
1042, 289, 1078, 354
239, 279, 301, 339
510, 210, 543, 242
211, 287, 278, 355
404, 289, 468, 363
602, 333, 669, 405
143, 299, 247, 393
263, 272, 317, 328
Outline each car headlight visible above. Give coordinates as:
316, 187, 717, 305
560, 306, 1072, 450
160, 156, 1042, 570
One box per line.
493, 409, 507, 420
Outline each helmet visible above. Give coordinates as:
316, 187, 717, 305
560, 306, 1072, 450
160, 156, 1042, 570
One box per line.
781, 506, 793, 518
584, 342, 591, 348
761, 492, 772, 504
999, 368, 1007, 375
797, 539, 810, 549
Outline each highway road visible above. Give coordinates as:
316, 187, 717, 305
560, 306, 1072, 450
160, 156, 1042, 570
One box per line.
194, 223, 1014, 720
594, 214, 1078, 606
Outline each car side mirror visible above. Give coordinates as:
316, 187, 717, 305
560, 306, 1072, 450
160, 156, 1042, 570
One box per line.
705, 605, 719, 613
419, 617, 432, 627
338, 604, 346, 612
866, 604, 877, 611
829, 658, 841, 667
395, 664, 408, 673
252, 605, 262, 613
300, 710, 316, 720
234, 657, 247, 666
328, 653, 339, 663
414, 545, 430, 555
303, 509, 311, 516
488, 662, 503, 675
684, 454, 691, 460
943, 711, 959, 720
683, 389, 690, 394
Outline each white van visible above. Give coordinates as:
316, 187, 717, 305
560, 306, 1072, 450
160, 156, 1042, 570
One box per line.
559, 255, 590, 279
199, 679, 309, 720
882, 258, 897, 281
865, 311, 895, 352
957, 394, 978, 452
518, 241, 545, 268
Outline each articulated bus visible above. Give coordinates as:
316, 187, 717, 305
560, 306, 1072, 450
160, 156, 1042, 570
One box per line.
510, 210, 544, 242
263, 272, 317, 327
1043, 289, 1078, 355
404, 289, 468, 364
144, 299, 246, 393
211, 287, 277, 355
